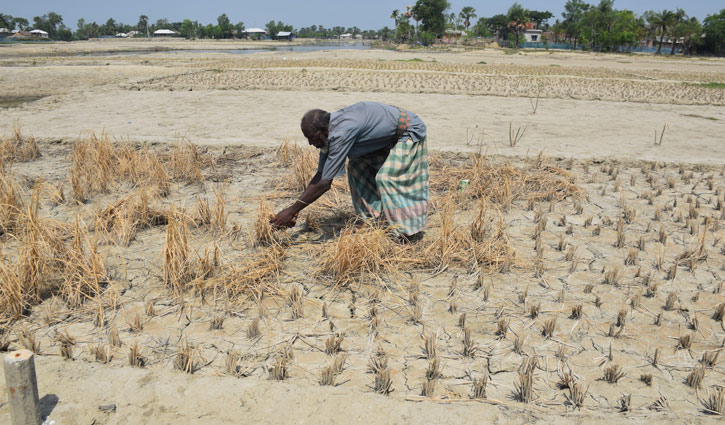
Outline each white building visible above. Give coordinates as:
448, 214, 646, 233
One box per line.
523, 28, 543, 43
29, 29, 49, 37
340, 33, 352, 40
153, 29, 178, 37
244, 28, 267, 38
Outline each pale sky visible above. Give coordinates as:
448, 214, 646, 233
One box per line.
3, 0, 722, 30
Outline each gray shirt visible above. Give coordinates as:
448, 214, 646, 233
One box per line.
318, 102, 427, 181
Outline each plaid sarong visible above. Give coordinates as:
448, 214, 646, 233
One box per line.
347, 112, 429, 236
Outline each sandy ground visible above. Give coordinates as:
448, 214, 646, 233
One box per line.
1, 42, 724, 165
0, 40, 724, 424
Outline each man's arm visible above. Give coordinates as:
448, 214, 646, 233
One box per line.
271, 172, 332, 227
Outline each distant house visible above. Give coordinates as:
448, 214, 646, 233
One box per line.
115, 33, 129, 38
340, 33, 352, 40
29, 29, 49, 38
522, 22, 543, 43
244, 28, 268, 40
523, 29, 543, 42
127, 30, 140, 37
277, 31, 294, 41
0, 28, 8, 39
441, 29, 464, 44
153, 29, 178, 37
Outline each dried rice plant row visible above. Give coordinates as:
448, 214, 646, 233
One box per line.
192, 246, 285, 302
150, 67, 725, 106
0, 188, 109, 321
430, 152, 582, 207
70, 133, 212, 202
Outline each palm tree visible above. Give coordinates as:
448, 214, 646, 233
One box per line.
459, 7, 477, 32
138, 15, 149, 38
669, 9, 687, 55
412, 10, 421, 38
507, 3, 529, 48
448, 12, 456, 29
390, 9, 399, 31
647, 10, 676, 54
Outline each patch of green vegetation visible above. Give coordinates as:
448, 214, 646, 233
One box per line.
549, 64, 561, 67
477, 61, 487, 64
685, 82, 725, 89
395, 58, 426, 62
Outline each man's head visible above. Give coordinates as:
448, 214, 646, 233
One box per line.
301, 109, 330, 149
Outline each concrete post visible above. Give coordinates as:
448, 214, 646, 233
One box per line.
3, 350, 41, 425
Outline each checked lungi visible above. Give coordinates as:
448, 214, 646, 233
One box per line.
347, 110, 429, 236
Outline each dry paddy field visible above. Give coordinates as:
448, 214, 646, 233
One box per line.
0, 40, 725, 424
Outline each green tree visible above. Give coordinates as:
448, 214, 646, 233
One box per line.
551, 19, 564, 42
647, 10, 677, 54
101, 18, 117, 35
56, 23, 73, 41
85, 21, 100, 38
412, 0, 450, 38
677, 17, 701, 55
153, 18, 170, 33
485, 14, 509, 40
33, 12, 63, 38
137, 15, 149, 37
217, 13, 233, 38
668, 9, 687, 54
390, 9, 399, 31
0, 13, 13, 29
459, 6, 476, 32
234, 21, 245, 38
562, 0, 590, 49
180, 19, 195, 39
266, 21, 293, 39
472, 18, 492, 37
609, 10, 638, 52
578, 0, 616, 51
265, 20, 278, 38
507, 3, 529, 48
529, 10, 553, 30
395, 16, 413, 42
702, 9, 725, 54
379, 26, 393, 41
75, 18, 87, 39
13, 17, 29, 30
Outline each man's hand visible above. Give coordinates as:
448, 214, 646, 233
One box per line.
270, 207, 299, 229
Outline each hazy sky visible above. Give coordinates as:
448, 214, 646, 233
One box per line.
4, 1, 722, 30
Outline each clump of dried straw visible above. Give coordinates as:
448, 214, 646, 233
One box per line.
252, 199, 290, 248
0, 127, 40, 167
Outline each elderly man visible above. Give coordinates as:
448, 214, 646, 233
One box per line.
271, 101, 429, 238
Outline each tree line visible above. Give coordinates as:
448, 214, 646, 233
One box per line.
0, 12, 379, 41
1, 1, 724, 55
394, 1, 725, 55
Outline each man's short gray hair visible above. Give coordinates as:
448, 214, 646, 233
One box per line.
301, 109, 330, 134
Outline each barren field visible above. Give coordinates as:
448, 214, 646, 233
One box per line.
0, 40, 724, 424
